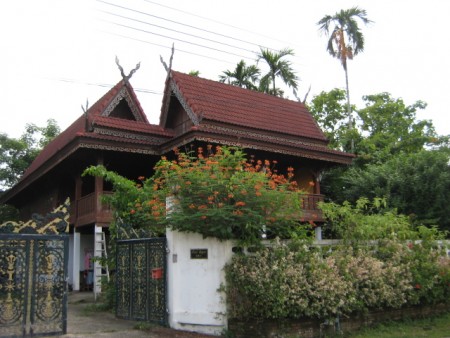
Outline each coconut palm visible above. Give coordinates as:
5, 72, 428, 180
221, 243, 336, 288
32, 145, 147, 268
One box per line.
257, 47, 298, 97
219, 60, 260, 90
318, 7, 372, 150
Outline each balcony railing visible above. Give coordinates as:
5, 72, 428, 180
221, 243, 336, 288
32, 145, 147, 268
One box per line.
75, 191, 113, 227
73, 192, 324, 226
301, 194, 324, 222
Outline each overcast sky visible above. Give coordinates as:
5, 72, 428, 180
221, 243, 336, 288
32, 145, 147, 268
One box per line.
1, 0, 449, 139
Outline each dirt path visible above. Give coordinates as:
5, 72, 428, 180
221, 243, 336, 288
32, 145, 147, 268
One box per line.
63, 292, 218, 338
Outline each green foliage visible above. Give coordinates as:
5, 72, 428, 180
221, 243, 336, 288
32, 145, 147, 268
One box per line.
218, 48, 299, 98
257, 47, 298, 97
308, 88, 358, 150
219, 60, 260, 90
325, 150, 450, 232
317, 7, 372, 70
84, 146, 306, 246
154, 146, 305, 246
0, 119, 60, 188
350, 311, 450, 338
82, 166, 165, 240
356, 93, 442, 165
319, 197, 427, 241
309, 88, 450, 233
225, 198, 449, 320
0, 202, 19, 224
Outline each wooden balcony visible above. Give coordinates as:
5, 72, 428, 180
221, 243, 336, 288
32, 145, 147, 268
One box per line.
71, 192, 324, 227
73, 191, 113, 227
301, 194, 325, 223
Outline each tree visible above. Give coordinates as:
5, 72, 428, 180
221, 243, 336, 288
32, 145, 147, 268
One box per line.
0, 119, 60, 189
317, 7, 372, 150
308, 88, 359, 151
308, 89, 444, 164
328, 149, 450, 232
356, 93, 442, 165
257, 47, 298, 97
219, 60, 260, 90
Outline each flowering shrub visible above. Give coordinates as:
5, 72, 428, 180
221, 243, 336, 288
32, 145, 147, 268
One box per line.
84, 146, 306, 244
225, 199, 450, 320
151, 146, 305, 245
225, 239, 450, 321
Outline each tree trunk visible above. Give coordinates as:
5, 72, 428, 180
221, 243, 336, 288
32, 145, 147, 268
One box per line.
344, 63, 354, 152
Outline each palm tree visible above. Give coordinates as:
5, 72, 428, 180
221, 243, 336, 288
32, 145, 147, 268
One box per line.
257, 47, 298, 97
219, 60, 260, 90
318, 7, 372, 150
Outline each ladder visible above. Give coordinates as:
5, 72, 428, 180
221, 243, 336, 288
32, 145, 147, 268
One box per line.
94, 230, 110, 300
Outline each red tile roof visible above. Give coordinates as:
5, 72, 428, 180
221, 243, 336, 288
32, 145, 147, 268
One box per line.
2, 71, 353, 204
20, 80, 168, 182
170, 71, 328, 142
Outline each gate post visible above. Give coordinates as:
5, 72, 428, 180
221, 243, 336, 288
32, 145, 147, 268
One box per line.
93, 225, 103, 297
166, 229, 234, 335
73, 231, 81, 291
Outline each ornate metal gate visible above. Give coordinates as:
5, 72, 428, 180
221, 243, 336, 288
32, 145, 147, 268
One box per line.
116, 238, 167, 325
0, 199, 69, 337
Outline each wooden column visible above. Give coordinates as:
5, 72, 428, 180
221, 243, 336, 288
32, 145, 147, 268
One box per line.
74, 176, 82, 227
95, 155, 104, 217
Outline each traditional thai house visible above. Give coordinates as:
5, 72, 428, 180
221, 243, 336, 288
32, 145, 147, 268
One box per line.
0, 69, 353, 291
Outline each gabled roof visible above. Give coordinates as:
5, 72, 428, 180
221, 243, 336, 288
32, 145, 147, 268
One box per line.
2, 70, 354, 204
161, 71, 328, 143
2, 79, 172, 202
159, 71, 353, 164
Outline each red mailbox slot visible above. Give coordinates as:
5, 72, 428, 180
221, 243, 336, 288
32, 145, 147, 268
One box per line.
151, 267, 163, 279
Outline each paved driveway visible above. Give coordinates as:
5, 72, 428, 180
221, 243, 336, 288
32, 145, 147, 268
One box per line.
64, 292, 216, 338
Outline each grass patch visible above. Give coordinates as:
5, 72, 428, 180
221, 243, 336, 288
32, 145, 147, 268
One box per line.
80, 302, 112, 316
133, 322, 156, 330
349, 311, 450, 337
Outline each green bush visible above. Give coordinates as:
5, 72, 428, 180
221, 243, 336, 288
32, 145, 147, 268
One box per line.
225, 199, 450, 321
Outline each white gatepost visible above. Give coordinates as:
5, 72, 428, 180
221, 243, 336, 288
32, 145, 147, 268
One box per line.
166, 229, 234, 336
93, 225, 103, 297
72, 231, 81, 291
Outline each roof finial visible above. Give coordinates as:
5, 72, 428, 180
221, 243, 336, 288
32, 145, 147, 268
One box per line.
115, 56, 141, 83
160, 43, 175, 73
81, 98, 91, 132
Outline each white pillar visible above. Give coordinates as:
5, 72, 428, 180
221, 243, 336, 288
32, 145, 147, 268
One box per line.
72, 231, 81, 291
93, 225, 103, 297
166, 229, 234, 336
315, 226, 322, 241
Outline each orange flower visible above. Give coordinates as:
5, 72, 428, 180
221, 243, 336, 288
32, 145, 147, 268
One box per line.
130, 209, 136, 215
308, 181, 315, 187
189, 204, 196, 209
201, 215, 207, 220
264, 159, 270, 166
138, 176, 145, 181
235, 201, 246, 207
